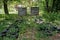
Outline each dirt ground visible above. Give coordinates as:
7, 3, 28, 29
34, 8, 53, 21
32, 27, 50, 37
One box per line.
17, 28, 60, 40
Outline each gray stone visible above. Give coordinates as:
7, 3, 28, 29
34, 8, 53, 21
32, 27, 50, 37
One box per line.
31, 7, 39, 15
18, 7, 27, 16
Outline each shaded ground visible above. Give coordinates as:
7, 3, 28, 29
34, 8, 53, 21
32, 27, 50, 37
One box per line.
17, 27, 60, 40
18, 27, 37, 40
49, 33, 60, 40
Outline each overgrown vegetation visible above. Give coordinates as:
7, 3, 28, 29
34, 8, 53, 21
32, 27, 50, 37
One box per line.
0, 0, 60, 40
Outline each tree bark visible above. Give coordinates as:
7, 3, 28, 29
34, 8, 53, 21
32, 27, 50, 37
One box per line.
3, 0, 9, 14
45, 0, 49, 12
51, 0, 56, 12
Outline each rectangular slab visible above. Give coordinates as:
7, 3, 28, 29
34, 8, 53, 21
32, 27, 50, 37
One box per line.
18, 7, 27, 16
31, 7, 39, 15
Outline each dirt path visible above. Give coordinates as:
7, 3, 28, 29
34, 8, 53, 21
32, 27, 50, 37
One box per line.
49, 33, 60, 40
18, 27, 37, 40
17, 28, 60, 40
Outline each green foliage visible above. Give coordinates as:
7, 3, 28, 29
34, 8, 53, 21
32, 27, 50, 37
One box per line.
42, 12, 60, 22
0, 14, 59, 40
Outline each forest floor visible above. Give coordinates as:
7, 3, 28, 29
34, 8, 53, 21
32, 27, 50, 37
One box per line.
0, 14, 60, 40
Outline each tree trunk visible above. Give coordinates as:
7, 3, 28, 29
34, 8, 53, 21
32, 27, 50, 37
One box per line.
45, 0, 49, 12
51, 0, 56, 12
3, 0, 9, 14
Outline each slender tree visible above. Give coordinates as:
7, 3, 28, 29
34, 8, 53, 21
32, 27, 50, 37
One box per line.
0, 0, 21, 14
3, 0, 9, 14
45, 0, 49, 12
